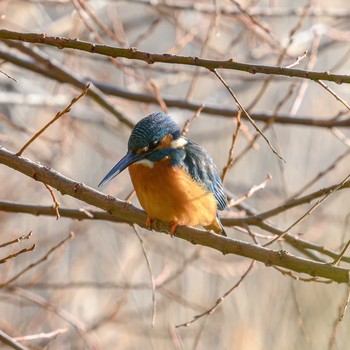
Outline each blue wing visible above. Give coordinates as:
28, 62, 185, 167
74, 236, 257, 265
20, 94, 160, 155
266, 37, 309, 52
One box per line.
171, 140, 228, 211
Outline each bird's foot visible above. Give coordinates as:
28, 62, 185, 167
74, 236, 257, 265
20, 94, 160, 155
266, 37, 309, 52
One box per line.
146, 216, 152, 230
146, 217, 178, 237
170, 223, 178, 237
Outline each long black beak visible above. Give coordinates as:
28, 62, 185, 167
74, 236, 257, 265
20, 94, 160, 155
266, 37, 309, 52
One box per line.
98, 151, 142, 187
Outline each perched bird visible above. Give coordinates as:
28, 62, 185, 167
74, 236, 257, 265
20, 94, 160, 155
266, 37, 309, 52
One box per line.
99, 112, 227, 236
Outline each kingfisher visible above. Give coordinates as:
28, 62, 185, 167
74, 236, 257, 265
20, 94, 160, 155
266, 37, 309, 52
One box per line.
98, 112, 227, 236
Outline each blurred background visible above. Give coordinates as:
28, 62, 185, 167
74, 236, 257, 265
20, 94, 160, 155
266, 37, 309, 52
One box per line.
0, 0, 350, 349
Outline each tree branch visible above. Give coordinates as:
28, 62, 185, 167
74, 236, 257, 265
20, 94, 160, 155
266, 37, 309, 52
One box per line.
0, 30, 350, 84
0, 46, 349, 129
0, 146, 349, 283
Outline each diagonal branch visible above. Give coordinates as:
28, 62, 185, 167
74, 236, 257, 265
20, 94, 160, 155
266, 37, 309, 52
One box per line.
0, 146, 349, 283
16, 84, 90, 156
212, 68, 285, 162
0, 330, 28, 350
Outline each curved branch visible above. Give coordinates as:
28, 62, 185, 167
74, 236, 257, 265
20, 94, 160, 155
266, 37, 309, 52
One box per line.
0, 30, 350, 84
0, 146, 349, 283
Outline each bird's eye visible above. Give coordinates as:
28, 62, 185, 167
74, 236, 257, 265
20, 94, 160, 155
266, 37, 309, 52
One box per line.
149, 140, 160, 150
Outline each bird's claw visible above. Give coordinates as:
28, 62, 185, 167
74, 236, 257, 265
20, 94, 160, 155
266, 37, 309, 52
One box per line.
146, 217, 152, 230
146, 217, 177, 237
170, 223, 178, 237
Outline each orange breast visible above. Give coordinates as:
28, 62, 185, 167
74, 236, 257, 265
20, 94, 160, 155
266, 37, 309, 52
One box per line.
128, 158, 221, 232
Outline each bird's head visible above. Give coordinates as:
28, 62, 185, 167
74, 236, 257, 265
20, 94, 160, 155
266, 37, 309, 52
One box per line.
98, 112, 188, 187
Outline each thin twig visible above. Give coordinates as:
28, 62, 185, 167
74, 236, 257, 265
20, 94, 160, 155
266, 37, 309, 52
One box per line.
16, 84, 90, 156
331, 127, 350, 147
181, 104, 204, 136
273, 266, 332, 283
0, 232, 73, 288
285, 51, 308, 68
212, 68, 285, 162
76, 0, 125, 45
1, 40, 134, 128
176, 261, 255, 328
221, 110, 241, 183
328, 286, 350, 350
0, 68, 17, 82
232, 83, 295, 166
318, 80, 350, 111
0, 330, 28, 350
256, 177, 350, 221
132, 225, 156, 327
149, 79, 168, 113
0, 244, 35, 265
264, 173, 350, 247
291, 281, 311, 345
14, 328, 68, 341
332, 240, 350, 266
0, 231, 32, 248
8, 287, 98, 349
228, 174, 271, 207
44, 184, 60, 220
286, 148, 350, 201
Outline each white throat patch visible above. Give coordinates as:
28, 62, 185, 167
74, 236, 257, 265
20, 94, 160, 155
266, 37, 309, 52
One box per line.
170, 137, 188, 149
134, 158, 154, 168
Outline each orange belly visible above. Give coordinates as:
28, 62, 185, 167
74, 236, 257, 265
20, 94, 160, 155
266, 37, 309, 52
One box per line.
128, 158, 221, 232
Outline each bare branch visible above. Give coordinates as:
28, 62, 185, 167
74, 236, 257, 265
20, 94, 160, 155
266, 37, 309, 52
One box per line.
132, 225, 156, 327
0, 244, 35, 265
1, 47, 349, 128
0, 30, 350, 84
0, 330, 28, 350
0, 232, 73, 288
16, 84, 90, 156
176, 261, 255, 328
14, 328, 68, 342
0, 147, 349, 283
0, 231, 32, 248
264, 173, 350, 247
212, 68, 285, 162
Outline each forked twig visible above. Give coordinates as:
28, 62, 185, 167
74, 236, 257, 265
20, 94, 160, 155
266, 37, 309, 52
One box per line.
0, 231, 32, 248
44, 184, 60, 220
0, 245, 35, 265
0, 232, 73, 288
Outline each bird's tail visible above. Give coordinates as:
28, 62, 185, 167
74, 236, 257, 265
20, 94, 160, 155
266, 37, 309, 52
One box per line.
219, 221, 227, 237
217, 213, 227, 237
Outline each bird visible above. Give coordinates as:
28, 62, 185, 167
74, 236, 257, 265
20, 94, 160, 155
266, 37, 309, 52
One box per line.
98, 112, 227, 236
